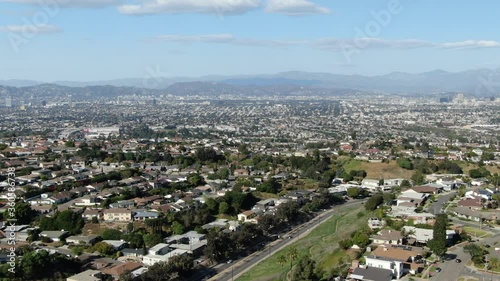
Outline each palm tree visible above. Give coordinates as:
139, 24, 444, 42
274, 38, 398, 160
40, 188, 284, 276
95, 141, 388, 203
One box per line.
277, 255, 287, 268
287, 247, 298, 270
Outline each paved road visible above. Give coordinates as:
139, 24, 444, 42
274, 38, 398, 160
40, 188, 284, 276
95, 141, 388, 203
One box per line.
208, 200, 363, 281
427, 191, 456, 215
428, 227, 500, 281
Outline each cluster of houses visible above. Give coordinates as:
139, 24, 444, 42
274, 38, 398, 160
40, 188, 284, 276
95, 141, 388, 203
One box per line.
347, 178, 499, 281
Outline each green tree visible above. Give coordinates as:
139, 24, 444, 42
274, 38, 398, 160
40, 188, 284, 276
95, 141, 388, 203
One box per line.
205, 197, 219, 214
428, 213, 447, 259
14, 201, 37, 225
276, 201, 299, 222
55, 210, 85, 235
123, 233, 145, 249
171, 221, 185, 235
278, 255, 287, 268
64, 141, 75, 147
287, 247, 299, 270
347, 187, 360, 198
464, 243, 485, 265
144, 233, 163, 247
364, 193, 384, 211
292, 255, 322, 281
91, 242, 116, 256
352, 231, 370, 248
400, 179, 412, 188
411, 171, 425, 185
397, 158, 413, 170
101, 228, 123, 240
218, 202, 229, 215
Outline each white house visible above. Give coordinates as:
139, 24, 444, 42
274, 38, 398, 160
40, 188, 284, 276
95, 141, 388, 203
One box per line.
143, 248, 187, 266
365, 245, 423, 279
149, 243, 170, 255
402, 226, 456, 245
396, 189, 428, 207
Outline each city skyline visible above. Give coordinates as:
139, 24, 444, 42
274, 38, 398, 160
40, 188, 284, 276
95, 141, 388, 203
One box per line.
1, 0, 500, 81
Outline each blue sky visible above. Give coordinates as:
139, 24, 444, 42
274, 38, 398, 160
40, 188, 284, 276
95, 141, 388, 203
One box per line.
1, 0, 500, 81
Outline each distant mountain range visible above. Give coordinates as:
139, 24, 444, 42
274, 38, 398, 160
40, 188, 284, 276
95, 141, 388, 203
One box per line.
1, 68, 500, 96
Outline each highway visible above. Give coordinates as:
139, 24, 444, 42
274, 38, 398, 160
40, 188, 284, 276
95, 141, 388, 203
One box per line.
208, 200, 363, 281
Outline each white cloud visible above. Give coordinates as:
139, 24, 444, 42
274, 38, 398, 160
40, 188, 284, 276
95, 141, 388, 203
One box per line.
0, 24, 62, 33
315, 37, 500, 51
265, 0, 330, 16
118, 0, 261, 15
147, 35, 500, 51
149, 33, 301, 47
316, 38, 433, 51
0, 0, 121, 8
440, 40, 500, 49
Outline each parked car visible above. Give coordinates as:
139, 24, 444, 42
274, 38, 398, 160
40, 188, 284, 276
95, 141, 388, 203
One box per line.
456, 259, 461, 263
435, 268, 441, 272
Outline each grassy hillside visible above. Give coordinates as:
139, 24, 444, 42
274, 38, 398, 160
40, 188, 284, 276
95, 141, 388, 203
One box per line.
236, 204, 369, 281
343, 159, 414, 179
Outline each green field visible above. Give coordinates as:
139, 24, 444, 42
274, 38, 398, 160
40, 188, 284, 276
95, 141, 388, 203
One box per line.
236, 204, 369, 281
463, 226, 492, 238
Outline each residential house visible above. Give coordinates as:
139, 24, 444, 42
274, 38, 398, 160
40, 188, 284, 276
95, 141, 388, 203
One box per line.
103, 208, 133, 222
451, 207, 497, 222
149, 243, 170, 255
103, 240, 128, 250
66, 235, 100, 246
465, 188, 493, 201
143, 248, 188, 266
40, 230, 69, 242
74, 196, 99, 207
349, 265, 393, 281
133, 211, 160, 221
368, 218, 386, 229
109, 200, 135, 209
411, 185, 440, 195
83, 209, 103, 221
402, 226, 456, 246
371, 230, 404, 245
365, 245, 424, 279
237, 210, 258, 224
458, 198, 483, 210
101, 262, 142, 280
396, 189, 428, 207
121, 248, 145, 258
66, 269, 103, 281
233, 169, 249, 177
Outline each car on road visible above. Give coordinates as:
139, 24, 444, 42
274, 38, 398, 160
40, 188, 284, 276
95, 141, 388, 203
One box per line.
227, 260, 233, 264
456, 259, 461, 263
